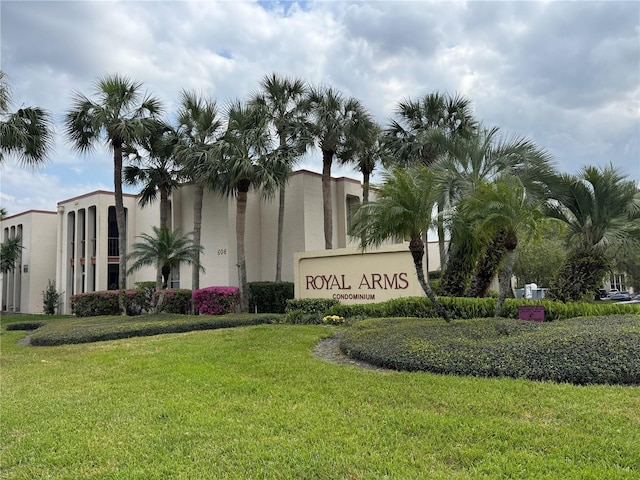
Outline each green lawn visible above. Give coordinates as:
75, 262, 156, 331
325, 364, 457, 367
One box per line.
1, 319, 638, 479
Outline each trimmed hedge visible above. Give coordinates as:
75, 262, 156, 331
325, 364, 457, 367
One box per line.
70, 290, 149, 317
326, 296, 639, 321
5, 321, 46, 331
284, 298, 341, 324
29, 313, 283, 346
249, 282, 294, 313
339, 315, 640, 385
193, 286, 239, 315
153, 289, 192, 314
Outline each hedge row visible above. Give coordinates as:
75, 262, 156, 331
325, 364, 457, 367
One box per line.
29, 313, 282, 346
249, 282, 294, 314
283, 298, 341, 324
326, 296, 639, 321
339, 315, 640, 385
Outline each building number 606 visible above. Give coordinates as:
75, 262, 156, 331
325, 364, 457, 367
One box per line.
217, 248, 227, 255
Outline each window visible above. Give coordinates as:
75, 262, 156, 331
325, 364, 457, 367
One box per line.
346, 195, 360, 232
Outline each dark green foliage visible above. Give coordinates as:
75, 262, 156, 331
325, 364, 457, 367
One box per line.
134, 281, 157, 305
70, 290, 149, 317
466, 231, 507, 297
6, 321, 46, 331
284, 298, 340, 324
28, 313, 281, 346
249, 282, 294, 313
327, 296, 639, 321
439, 238, 478, 296
285, 298, 339, 315
340, 315, 640, 385
548, 248, 610, 302
153, 289, 192, 314
42, 279, 61, 315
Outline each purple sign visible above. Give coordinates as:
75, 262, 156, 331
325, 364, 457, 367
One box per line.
518, 306, 545, 322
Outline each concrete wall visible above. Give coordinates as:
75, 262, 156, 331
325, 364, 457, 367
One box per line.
1, 210, 57, 314
294, 243, 441, 304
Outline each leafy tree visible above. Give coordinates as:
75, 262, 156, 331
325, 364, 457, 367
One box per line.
65, 74, 162, 314
349, 166, 449, 321
42, 279, 61, 315
308, 85, 368, 249
127, 226, 204, 290
252, 73, 312, 281
341, 113, 380, 204
545, 164, 640, 301
512, 220, 567, 288
0, 236, 22, 273
0, 71, 53, 167
173, 90, 225, 291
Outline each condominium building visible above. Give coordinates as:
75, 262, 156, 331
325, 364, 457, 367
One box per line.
1, 170, 373, 314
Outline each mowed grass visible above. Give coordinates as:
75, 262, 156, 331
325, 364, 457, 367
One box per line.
1, 318, 639, 479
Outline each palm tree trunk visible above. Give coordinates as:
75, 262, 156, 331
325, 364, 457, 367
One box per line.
157, 187, 169, 291
362, 170, 370, 204
409, 238, 449, 322
495, 249, 515, 317
275, 184, 285, 282
236, 181, 250, 312
467, 230, 508, 297
113, 143, 127, 316
191, 183, 204, 291
437, 203, 446, 273
322, 150, 333, 249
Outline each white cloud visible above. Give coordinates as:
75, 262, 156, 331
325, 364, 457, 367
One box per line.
1, 0, 638, 215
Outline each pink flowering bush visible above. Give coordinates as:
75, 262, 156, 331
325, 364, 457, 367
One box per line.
193, 286, 239, 315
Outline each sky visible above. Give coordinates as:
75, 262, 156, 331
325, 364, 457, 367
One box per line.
1, 0, 639, 216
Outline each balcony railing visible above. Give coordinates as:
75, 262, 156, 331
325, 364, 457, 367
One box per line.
107, 237, 119, 257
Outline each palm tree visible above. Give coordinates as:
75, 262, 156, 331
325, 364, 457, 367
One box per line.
173, 90, 225, 291
64, 74, 162, 314
208, 100, 284, 312
460, 175, 543, 317
0, 71, 53, 167
545, 165, 640, 301
1, 236, 22, 273
431, 126, 555, 297
127, 226, 204, 290
308, 85, 367, 249
340, 112, 380, 204
349, 166, 449, 321
252, 73, 311, 281
124, 120, 182, 231
124, 120, 183, 290
384, 92, 478, 268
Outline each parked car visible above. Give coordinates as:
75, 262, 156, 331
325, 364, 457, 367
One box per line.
607, 292, 632, 302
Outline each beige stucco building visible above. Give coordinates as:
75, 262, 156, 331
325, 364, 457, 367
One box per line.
1, 210, 58, 313
3, 170, 430, 314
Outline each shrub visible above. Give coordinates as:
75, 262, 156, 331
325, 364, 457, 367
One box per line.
284, 298, 340, 324
326, 296, 638, 321
29, 313, 282, 346
6, 321, 46, 331
153, 289, 192, 314
134, 281, 157, 313
42, 279, 61, 315
193, 287, 239, 315
249, 282, 294, 313
70, 290, 148, 317
339, 315, 640, 385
